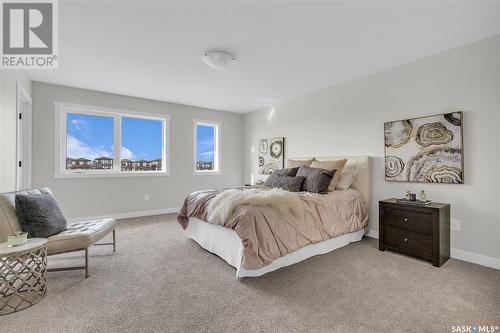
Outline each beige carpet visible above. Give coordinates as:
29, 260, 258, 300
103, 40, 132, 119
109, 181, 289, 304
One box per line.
1, 214, 499, 333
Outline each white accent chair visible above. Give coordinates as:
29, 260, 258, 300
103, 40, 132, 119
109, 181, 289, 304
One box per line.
0, 188, 116, 278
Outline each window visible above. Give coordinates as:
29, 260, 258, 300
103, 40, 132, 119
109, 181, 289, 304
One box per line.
121, 117, 163, 172
193, 120, 220, 174
55, 102, 169, 178
66, 113, 114, 171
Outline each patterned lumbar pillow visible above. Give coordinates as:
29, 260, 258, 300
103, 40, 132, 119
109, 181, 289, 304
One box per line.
296, 166, 336, 193
264, 167, 298, 187
273, 167, 300, 177
264, 174, 304, 192
15, 193, 67, 238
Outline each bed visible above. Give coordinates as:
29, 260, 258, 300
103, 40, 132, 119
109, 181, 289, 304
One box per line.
178, 156, 371, 278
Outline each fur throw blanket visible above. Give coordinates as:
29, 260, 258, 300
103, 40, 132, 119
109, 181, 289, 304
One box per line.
207, 188, 303, 225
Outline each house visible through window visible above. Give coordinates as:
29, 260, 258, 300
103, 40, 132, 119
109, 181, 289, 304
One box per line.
57, 103, 169, 177
121, 117, 163, 172
194, 120, 220, 173
66, 113, 114, 170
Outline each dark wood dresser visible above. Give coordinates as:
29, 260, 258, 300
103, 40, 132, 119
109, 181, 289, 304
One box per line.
379, 198, 450, 267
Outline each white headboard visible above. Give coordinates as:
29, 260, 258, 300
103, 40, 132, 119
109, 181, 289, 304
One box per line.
290, 156, 371, 209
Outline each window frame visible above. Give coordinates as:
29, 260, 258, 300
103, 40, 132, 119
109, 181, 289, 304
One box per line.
193, 119, 221, 175
54, 102, 170, 178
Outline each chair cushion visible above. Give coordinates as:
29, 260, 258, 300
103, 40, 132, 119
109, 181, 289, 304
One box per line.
47, 218, 116, 255
0, 188, 53, 242
15, 192, 68, 238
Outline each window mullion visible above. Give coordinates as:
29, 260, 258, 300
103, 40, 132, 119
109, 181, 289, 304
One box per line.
162, 119, 167, 173
113, 115, 121, 172
61, 110, 68, 174
215, 125, 220, 172
193, 122, 197, 173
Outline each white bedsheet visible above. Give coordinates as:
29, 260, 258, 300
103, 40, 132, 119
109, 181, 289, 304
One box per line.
186, 217, 365, 278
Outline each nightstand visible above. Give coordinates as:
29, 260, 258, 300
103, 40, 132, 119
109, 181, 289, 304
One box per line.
379, 198, 450, 267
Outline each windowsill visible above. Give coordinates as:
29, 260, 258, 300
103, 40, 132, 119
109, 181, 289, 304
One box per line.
193, 170, 222, 176
54, 171, 171, 179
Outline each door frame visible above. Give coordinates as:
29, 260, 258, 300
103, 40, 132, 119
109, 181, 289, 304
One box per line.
16, 82, 32, 191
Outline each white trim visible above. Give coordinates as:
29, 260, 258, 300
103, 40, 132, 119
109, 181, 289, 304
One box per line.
54, 101, 168, 120
450, 248, 500, 270
366, 228, 379, 239
193, 119, 221, 175
365, 228, 499, 270
15, 82, 32, 190
68, 207, 180, 223
54, 101, 170, 178
55, 171, 171, 179
113, 114, 121, 173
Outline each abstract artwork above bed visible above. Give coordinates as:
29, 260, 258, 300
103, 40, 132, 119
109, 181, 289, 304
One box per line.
384, 112, 463, 184
258, 137, 284, 174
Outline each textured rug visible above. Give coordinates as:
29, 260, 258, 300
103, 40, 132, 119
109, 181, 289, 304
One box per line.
1, 214, 499, 333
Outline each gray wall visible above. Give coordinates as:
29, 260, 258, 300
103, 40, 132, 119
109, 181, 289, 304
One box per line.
244, 36, 500, 260
32, 82, 244, 218
0, 71, 31, 192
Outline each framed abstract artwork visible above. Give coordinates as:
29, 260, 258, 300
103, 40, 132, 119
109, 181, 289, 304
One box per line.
258, 137, 284, 174
384, 112, 464, 184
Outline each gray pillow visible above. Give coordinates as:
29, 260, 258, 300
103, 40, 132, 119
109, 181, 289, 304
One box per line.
265, 174, 304, 192
15, 193, 67, 238
296, 166, 336, 193
264, 168, 300, 187
264, 168, 299, 186
274, 167, 300, 177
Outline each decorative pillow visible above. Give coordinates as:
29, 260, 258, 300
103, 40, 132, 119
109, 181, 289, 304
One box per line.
265, 174, 305, 192
285, 158, 314, 169
310, 159, 348, 191
264, 168, 299, 187
274, 167, 300, 177
336, 173, 355, 190
296, 166, 336, 193
15, 193, 67, 238
335, 164, 358, 190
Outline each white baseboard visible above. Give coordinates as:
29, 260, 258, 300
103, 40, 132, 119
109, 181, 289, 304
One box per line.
366, 229, 379, 239
450, 248, 500, 270
365, 229, 500, 270
69, 207, 180, 223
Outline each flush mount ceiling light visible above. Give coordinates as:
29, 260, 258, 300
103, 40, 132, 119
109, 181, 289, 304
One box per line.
202, 51, 235, 70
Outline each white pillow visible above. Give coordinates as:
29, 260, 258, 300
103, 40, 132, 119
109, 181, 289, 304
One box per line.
335, 173, 354, 190
335, 165, 358, 190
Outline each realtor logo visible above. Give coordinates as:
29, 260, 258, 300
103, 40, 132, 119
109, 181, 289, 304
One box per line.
1, 0, 58, 68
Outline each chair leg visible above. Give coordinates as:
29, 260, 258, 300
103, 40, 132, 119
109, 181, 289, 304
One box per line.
85, 248, 89, 278
112, 229, 116, 253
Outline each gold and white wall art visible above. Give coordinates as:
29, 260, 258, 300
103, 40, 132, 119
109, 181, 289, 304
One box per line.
384, 112, 463, 184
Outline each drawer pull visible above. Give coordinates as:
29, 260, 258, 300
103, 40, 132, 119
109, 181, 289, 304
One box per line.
404, 238, 408, 242
403, 218, 408, 222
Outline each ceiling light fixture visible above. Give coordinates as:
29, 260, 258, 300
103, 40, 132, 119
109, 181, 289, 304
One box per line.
202, 51, 235, 70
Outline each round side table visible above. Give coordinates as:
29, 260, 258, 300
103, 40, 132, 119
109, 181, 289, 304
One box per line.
0, 238, 47, 315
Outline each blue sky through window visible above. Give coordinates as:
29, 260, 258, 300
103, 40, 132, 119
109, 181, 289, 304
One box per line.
66, 113, 163, 161
196, 125, 215, 162
121, 117, 163, 161
66, 113, 113, 160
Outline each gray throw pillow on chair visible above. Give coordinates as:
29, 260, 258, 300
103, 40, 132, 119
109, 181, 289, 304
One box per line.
15, 192, 67, 238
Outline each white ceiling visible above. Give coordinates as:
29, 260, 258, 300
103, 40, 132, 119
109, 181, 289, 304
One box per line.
28, 1, 500, 113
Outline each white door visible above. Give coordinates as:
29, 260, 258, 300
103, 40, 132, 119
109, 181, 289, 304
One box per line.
16, 83, 32, 191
